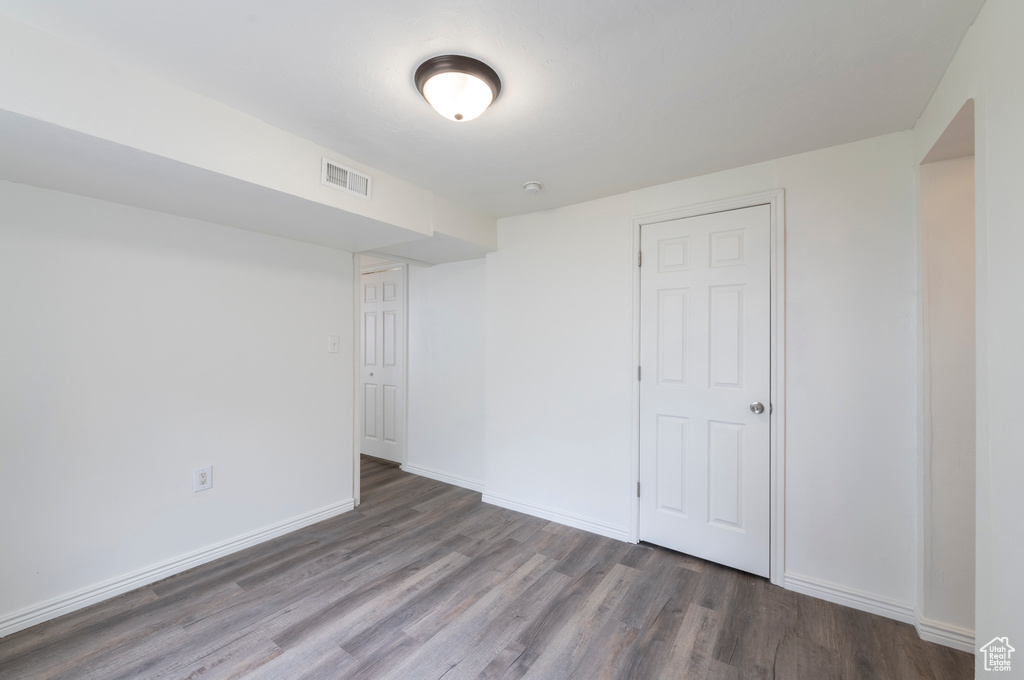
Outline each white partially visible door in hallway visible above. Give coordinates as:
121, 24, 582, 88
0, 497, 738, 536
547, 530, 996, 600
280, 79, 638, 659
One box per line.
639, 204, 771, 577
360, 267, 405, 463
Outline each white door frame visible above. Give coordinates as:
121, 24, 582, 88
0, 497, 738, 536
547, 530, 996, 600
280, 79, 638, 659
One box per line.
352, 253, 362, 507
630, 189, 786, 586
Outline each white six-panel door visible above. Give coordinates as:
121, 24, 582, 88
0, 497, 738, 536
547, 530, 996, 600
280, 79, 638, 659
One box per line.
360, 267, 405, 463
639, 204, 771, 577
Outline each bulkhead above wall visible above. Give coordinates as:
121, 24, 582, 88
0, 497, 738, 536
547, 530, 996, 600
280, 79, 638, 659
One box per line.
0, 14, 495, 264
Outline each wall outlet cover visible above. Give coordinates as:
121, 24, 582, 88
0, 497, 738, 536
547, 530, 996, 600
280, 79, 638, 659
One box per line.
193, 465, 213, 492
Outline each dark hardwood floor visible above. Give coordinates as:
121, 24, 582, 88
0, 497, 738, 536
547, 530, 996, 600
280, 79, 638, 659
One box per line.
0, 456, 973, 679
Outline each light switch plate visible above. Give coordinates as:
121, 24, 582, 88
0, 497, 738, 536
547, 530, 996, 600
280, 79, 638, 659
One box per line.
328, 335, 340, 353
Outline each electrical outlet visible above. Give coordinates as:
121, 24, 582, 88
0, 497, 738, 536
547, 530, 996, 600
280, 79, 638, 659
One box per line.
327, 335, 340, 353
193, 465, 212, 492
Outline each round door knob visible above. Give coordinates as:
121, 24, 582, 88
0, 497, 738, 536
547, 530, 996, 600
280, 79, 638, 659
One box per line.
750, 401, 765, 414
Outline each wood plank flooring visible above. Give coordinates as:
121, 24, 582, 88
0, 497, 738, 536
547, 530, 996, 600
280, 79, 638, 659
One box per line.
0, 456, 973, 679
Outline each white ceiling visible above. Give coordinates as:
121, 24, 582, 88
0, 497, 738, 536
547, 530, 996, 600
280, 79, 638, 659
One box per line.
0, 0, 985, 218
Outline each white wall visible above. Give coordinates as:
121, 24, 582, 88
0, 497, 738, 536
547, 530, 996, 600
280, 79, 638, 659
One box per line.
0, 181, 355, 635
486, 132, 920, 612
406, 260, 486, 491
919, 156, 975, 636
485, 193, 638, 538
913, 0, 1024, 666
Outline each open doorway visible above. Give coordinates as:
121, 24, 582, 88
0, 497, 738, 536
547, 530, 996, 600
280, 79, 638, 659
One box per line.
917, 99, 975, 650
353, 255, 408, 505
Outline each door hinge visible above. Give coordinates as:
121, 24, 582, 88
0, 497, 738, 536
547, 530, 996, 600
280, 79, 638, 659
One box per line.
637, 481, 641, 497
638, 365, 641, 381
638, 250, 642, 267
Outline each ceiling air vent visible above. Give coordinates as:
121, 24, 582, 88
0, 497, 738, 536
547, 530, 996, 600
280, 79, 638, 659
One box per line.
321, 157, 372, 200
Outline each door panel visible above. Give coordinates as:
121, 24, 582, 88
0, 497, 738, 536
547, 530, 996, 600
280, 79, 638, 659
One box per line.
360, 267, 405, 463
383, 310, 396, 367
656, 414, 688, 516
657, 289, 688, 384
363, 311, 377, 366
710, 285, 743, 387
708, 420, 743, 528
383, 384, 397, 443
363, 383, 378, 440
639, 204, 770, 577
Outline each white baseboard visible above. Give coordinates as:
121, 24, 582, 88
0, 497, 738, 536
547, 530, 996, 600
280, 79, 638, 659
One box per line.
482, 491, 631, 542
784, 572, 917, 625
784, 572, 974, 653
0, 499, 355, 639
401, 463, 485, 492
914, 611, 975, 653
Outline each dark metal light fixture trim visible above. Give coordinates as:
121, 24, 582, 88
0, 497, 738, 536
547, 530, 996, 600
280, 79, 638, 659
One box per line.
415, 55, 502, 121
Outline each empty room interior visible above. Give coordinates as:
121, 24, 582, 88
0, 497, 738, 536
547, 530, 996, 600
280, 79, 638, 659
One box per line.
0, 1, 1022, 678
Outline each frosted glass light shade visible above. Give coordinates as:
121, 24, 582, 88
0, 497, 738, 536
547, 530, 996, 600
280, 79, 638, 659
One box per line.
415, 55, 501, 122
422, 72, 494, 121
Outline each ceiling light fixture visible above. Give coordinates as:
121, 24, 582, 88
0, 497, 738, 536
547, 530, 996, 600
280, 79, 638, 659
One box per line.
415, 55, 501, 122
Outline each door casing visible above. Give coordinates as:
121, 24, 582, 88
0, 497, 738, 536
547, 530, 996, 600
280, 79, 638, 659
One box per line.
630, 189, 786, 586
